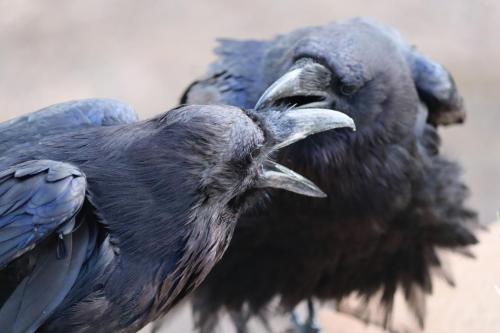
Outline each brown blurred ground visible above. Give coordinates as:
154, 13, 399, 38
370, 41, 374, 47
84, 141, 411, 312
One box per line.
1, 1, 499, 332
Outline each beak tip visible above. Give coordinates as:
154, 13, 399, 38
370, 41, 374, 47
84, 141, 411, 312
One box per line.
308, 184, 328, 198
314, 191, 328, 198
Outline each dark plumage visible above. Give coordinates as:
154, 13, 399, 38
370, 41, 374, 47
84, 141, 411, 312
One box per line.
181, 18, 479, 331
0, 99, 353, 332
0, 99, 139, 155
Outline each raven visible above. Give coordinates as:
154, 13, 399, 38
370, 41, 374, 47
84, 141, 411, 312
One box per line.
0, 99, 354, 332
181, 18, 479, 332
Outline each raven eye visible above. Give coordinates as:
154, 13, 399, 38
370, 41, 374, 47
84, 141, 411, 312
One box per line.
340, 84, 358, 96
250, 146, 262, 159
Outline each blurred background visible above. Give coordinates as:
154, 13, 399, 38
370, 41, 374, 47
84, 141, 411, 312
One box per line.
1, 1, 499, 332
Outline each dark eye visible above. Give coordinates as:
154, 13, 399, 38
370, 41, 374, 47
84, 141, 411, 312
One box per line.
229, 144, 261, 171
340, 83, 358, 96
250, 146, 262, 159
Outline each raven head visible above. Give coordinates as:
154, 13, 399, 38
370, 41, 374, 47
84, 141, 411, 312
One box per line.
255, 18, 464, 145
149, 104, 353, 270
256, 19, 417, 140
158, 104, 354, 212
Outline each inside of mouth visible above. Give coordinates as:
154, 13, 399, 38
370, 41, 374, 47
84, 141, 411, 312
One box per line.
274, 95, 326, 108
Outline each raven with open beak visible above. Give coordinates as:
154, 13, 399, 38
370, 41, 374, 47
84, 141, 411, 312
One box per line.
0, 100, 353, 333
181, 18, 478, 333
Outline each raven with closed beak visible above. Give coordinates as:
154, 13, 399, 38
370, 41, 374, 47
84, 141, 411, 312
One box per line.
0, 99, 354, 332
181, 18, 479, 332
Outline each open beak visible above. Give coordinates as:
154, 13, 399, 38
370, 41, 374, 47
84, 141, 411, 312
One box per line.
255, 59, 333, 110
255, 107, 355, 198
253, 59, 353, 198
253, 61, 354, 198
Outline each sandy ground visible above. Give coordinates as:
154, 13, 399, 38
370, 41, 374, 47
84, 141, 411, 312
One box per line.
1, 1, 499, 332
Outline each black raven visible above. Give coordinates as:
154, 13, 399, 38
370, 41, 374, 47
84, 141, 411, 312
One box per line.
0, 99, 354, 332
181, 18, 479, 332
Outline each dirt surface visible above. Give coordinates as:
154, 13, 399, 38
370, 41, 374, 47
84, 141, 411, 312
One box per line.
1, 1, 499, 332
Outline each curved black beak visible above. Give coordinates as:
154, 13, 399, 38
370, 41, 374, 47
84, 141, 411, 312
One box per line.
254, 107, 355, 198
255, 59, 333, 110
252, 61, 354, 198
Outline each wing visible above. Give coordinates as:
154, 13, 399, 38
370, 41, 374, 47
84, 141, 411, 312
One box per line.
407, 50, 466, 127
0, 98, 139, 154
0, 160, 86, 267
0, 160, 90, 333
180, 39, 270, 109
